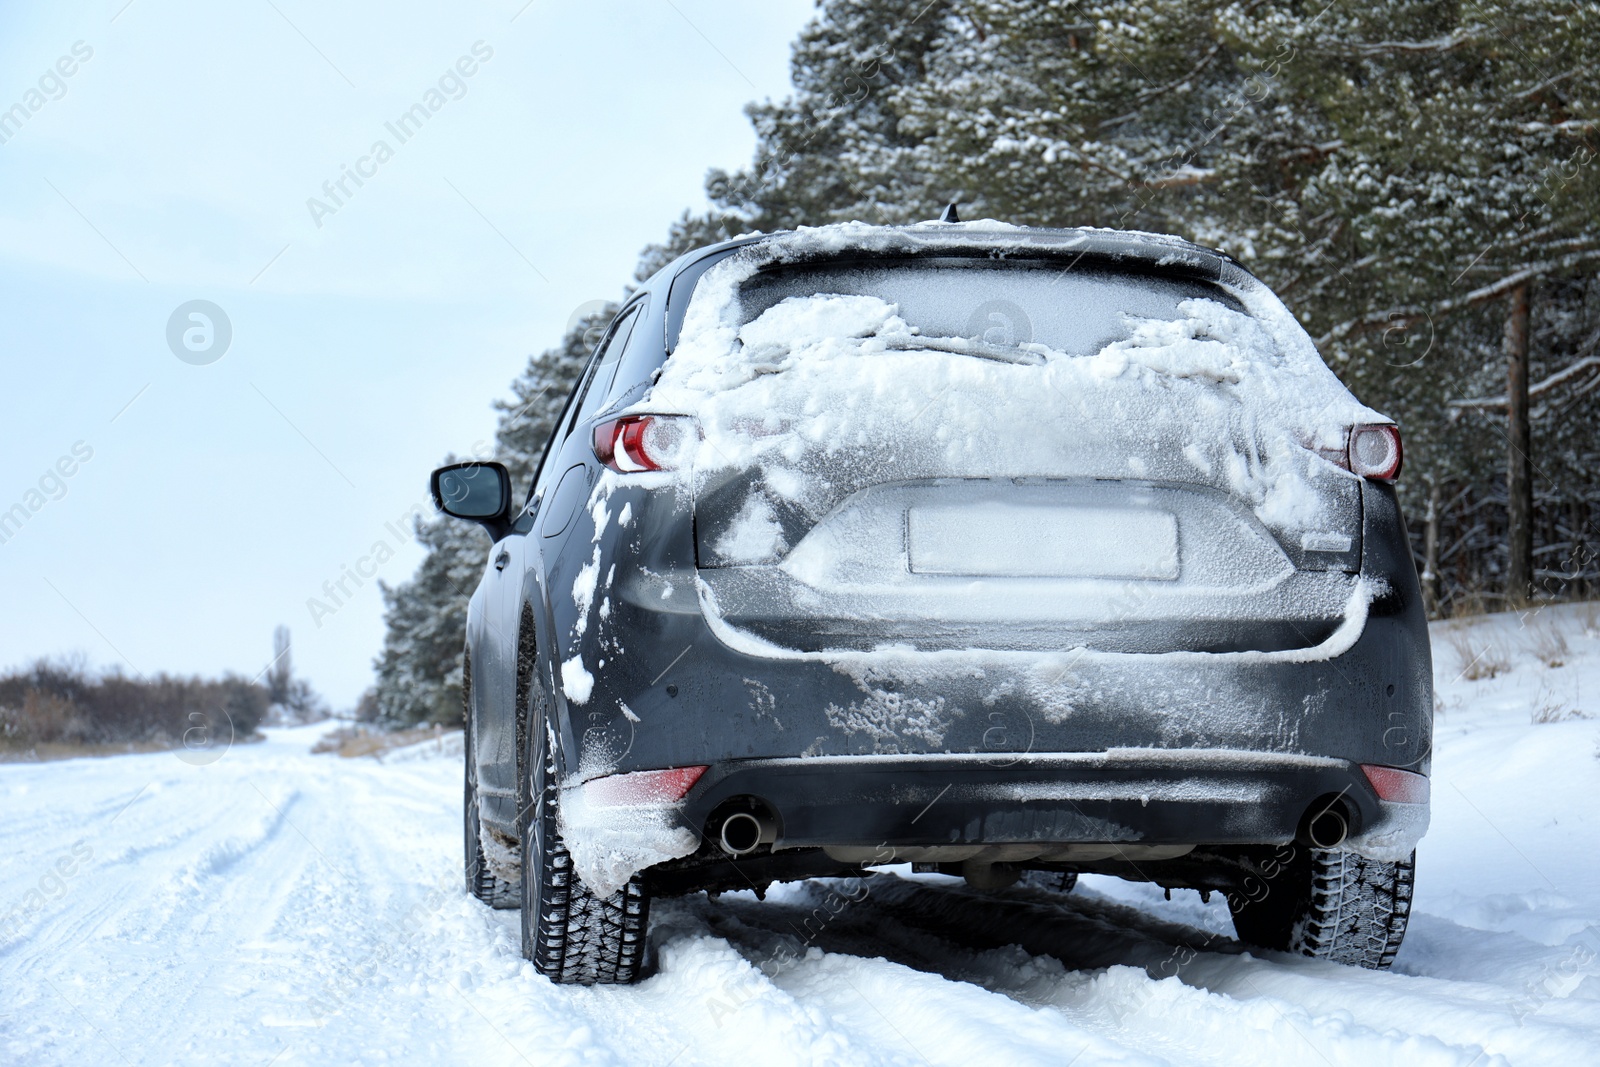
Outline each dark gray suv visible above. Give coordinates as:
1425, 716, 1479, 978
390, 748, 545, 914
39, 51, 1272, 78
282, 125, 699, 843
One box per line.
433, 221, 1432, 984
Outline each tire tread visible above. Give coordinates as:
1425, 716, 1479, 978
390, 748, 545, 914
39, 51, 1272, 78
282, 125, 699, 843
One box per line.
521, 663, 649, 984
1296, 849, 1414, 969
1229, 845, 1414, 970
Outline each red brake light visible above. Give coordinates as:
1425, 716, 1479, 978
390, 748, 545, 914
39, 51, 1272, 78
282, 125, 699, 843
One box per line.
583, 766, 708, 806
1361, 764, 1429, 804
1348, 424, 1403, 481
593, 415, 691, 473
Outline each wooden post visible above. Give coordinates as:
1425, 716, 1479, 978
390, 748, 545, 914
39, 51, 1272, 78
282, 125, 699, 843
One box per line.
1504, 283, 1533, 606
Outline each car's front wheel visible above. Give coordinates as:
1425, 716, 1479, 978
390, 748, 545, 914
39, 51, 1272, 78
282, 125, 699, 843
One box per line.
520, 685, 651, 984
1229, 846, 1415, 969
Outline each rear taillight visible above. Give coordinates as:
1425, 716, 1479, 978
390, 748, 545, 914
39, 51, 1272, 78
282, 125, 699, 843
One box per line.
1361, 764, 1429, 804
1348, 424, 1403, 481
582, 766, 708, 806
593, 414, 692, 473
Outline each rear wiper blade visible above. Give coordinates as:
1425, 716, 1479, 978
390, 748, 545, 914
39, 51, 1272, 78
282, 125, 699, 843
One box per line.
879, 335, 1047, 366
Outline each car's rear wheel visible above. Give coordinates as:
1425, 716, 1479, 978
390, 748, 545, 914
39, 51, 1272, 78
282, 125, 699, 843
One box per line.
1229, 846, 1414, 969
520, 669, 651, 984
464, 652, 518, 909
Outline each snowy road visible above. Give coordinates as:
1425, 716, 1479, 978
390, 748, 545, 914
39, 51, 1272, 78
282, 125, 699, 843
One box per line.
5, 608, 1600, 1066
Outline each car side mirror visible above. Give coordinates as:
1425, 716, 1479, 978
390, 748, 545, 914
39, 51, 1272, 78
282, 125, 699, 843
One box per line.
430, 461, 514, 540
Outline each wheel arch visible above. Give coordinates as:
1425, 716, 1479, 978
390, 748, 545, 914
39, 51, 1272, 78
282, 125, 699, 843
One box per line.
520, 548, 582, 787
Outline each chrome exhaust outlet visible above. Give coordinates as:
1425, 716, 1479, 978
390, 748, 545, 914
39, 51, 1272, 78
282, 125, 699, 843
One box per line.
1303, 802, 1350, 850
718, 811, 775, 856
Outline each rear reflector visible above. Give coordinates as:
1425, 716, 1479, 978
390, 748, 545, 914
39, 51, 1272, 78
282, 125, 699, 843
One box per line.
1361, 764, 1429, 804
1349, 424, 1403, 481
593, 414, 692, 473
583, 765, 708, 806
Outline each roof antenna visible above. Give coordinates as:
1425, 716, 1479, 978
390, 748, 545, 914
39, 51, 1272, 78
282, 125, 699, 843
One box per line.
939, 201, 961, 223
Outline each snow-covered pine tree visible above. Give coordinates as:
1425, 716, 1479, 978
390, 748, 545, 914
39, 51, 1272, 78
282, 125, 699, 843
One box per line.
372, 305, 618, 728
372, 515, 487, 728
491, 304, 617, 487
653, 0, 1598, 610
1261, 0, 1600, 605
636, 0, 959, 277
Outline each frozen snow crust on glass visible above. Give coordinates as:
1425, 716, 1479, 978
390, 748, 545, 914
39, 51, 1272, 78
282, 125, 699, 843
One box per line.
652, 220, 1384, 532
649, 222, 1386, 657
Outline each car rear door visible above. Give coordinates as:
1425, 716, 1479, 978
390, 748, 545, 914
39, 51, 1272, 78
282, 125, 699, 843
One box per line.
475, 301, 646, 804
472, 305, 639, 817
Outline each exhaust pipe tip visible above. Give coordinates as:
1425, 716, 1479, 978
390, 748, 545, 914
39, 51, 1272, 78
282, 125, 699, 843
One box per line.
718, 811, 772, 856
1303, 802, 1350, 850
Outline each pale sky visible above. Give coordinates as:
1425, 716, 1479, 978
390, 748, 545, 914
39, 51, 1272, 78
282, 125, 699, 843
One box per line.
0, 0, 816, 708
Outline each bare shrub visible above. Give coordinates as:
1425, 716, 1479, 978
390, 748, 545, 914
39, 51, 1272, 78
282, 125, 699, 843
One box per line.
1449, 588, 1492, 621
1445, 629, 1510, 681
311, 725, 367, 755
1527, 621, 1570, 668
313, 723, 450, 759
1580, 602, 1600, 639
0, 660, 268, 751
1532, 700, 1591, 724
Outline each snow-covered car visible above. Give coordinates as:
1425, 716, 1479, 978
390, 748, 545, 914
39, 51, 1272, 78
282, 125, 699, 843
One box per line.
432, 220, 1433, 984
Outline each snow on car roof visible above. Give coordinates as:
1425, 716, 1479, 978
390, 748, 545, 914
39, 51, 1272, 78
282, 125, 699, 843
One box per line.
671, 219, 1235, 281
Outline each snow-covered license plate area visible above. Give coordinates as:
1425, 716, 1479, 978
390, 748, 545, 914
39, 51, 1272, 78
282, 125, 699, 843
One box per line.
4, 606, 1599, 1066
907, 503, 1180, 579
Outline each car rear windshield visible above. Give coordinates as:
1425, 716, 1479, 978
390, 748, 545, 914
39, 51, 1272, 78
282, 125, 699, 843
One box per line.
735, 257, 1242, 357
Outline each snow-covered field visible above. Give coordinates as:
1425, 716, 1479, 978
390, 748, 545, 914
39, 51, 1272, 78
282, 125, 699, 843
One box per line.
4, 606, 1599, 1066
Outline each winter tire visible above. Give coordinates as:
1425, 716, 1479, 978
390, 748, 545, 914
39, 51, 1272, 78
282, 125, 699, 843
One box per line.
520, 669, 651, 984
1229, 846, 1414, 970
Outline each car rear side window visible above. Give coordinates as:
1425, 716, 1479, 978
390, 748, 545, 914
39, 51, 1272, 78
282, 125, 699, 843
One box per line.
566, 303, 641, 437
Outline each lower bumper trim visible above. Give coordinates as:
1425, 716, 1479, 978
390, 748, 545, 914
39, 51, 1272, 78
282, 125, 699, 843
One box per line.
682, 750, 1392, 850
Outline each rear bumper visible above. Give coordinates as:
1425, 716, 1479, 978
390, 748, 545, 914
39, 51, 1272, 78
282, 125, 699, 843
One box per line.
553, 479, 1432, 775
543, 478, 1433, 870
679, 749, 1428, 859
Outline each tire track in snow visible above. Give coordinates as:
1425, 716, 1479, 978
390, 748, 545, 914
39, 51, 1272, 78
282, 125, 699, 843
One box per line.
4, 778, 320, 1066
621, 910, 877, 1065
7, 718, 1597, 1067
2, 773, 291, 966
3, 752, 485, 1067
664, 894, 1162, 1067
103, 783, 304, 945
225, 758, 626, 1067
894, 877, 1600, 1062
709, 876, 1581, 1065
